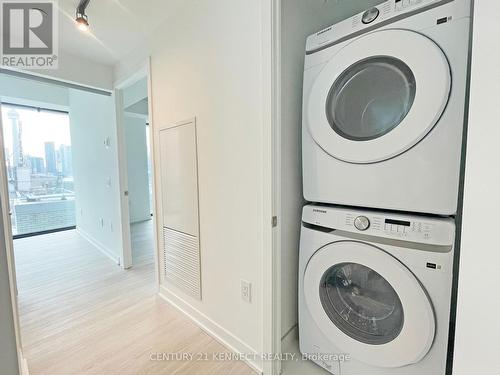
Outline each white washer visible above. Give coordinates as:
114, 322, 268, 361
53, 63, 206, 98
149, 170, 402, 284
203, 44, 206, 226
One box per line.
302, 0, 472, 215
299, 204, 455, 375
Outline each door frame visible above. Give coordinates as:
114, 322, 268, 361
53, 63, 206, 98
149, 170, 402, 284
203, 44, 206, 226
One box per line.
262, 0, 282, 374
114, 58, 161, 285
0, 99, 26, 374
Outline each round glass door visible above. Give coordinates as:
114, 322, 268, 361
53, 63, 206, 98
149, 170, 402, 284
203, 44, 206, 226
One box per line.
319, 262, 404, 345
303, 241, 436, 367
326, 57, 416, 141
306, 29, 451, 163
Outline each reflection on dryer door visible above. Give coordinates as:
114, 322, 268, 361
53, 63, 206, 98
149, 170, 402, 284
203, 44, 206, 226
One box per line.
159, 119, 201, 299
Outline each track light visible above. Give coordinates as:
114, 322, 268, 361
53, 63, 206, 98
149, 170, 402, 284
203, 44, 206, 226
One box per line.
75, 13, 89, 31
75, 0, 91, 31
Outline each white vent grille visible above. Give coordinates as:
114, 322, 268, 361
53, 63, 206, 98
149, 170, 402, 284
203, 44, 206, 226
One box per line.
163, 227, 201, 299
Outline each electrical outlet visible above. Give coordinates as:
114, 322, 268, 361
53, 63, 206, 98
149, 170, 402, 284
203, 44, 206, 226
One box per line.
241, 280, 252, 303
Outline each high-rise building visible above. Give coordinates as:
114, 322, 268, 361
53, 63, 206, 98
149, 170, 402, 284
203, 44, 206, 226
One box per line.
4, 147, 13, 180
44, 142, 57, 174
28, 156, 45, 174
59, 145, 73, 176
8, 109, 24, 167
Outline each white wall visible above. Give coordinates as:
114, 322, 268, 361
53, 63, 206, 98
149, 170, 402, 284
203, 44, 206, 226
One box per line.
453, 1, 500, 373
69, 89, 123, 263
114, 44, 152, 86
0, 201, 19, 375
279, 0, 384, 338
0, 74, 69, 110
124, 114, 150, 223
145, 0, 266, 361
29, 50, 114, 91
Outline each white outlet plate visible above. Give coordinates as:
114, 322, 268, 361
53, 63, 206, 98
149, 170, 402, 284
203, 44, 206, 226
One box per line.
241, 280, 252, 303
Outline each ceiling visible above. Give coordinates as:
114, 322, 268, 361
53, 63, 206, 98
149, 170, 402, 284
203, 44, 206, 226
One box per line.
57, 1, 382, 68
57, 0, 180, 66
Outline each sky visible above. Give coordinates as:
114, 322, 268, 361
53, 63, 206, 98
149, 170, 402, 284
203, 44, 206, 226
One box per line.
1, 105, 71, 160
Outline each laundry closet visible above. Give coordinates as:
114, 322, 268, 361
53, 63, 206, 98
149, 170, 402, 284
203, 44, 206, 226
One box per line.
276, 0, 472, 374
278, 0, 385, 346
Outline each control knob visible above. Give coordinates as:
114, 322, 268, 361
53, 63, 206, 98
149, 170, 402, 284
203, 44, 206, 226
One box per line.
362, 7, 380, 24
354, 216, 370, 231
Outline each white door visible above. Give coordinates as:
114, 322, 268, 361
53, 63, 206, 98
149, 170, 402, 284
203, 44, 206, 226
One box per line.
303, 241, 435, 368
307, 29, 451, 163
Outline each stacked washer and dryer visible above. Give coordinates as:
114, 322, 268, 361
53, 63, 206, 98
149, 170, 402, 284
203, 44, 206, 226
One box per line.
298, 1, 471, 375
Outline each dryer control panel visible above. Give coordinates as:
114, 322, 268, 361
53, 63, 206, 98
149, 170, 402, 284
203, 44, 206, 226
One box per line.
306, 0, 469, 54
302, 205, 455, 247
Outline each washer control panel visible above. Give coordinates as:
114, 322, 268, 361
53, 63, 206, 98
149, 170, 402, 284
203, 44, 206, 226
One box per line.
306, 0, 463, 54
303, 205, 455, 246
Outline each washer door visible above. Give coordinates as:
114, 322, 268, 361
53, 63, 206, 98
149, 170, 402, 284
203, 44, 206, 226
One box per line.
303, 241, 435, 368
307, 29, 451, 164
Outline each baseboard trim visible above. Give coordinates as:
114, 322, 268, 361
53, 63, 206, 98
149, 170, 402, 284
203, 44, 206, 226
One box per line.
158, 285, 263, 374
18, 349, 29, 375
76, 228, 120, 265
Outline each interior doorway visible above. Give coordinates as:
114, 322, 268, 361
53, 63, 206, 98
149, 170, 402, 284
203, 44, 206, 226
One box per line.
0, 68, 161, 374
115, 65, 157, 272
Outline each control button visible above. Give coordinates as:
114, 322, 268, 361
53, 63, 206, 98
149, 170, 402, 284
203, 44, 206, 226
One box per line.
362, 7, 380, 24
354, 216, 370, 231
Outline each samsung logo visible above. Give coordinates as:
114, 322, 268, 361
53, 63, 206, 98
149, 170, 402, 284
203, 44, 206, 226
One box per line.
317, 26, 333, 36
313, 209, 327, 214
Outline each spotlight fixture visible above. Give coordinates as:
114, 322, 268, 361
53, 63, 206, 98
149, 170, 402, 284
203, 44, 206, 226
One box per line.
75, 13, 89, 31
75, 0, 91, 31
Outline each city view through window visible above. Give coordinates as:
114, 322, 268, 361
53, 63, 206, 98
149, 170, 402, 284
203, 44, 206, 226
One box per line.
2, 104, 75, 236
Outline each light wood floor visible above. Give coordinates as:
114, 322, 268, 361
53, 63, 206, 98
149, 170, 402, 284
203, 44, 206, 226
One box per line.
14, 221, 255, 375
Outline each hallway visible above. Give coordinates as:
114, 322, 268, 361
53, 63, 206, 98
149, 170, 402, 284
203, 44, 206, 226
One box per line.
14, 221, 254, 375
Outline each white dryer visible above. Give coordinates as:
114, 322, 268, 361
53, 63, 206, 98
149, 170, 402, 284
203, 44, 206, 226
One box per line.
302, 0, 472, 215
299, 204, 455, 375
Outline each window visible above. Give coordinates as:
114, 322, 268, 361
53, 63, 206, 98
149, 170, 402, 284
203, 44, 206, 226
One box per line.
1, 103, 75, 236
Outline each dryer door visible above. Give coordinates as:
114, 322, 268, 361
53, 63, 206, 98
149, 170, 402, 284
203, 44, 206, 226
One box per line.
307, 29, 450, 164
303, 241, 435, 368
